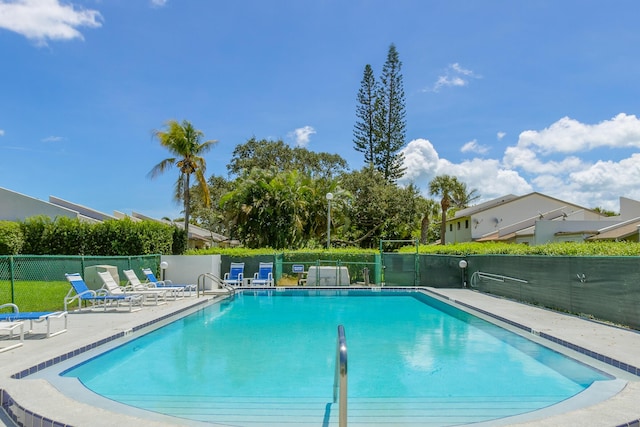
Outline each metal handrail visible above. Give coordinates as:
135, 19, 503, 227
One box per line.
470, 271, 528, 287
333, 325, 347, 427
197, 272, 235, 297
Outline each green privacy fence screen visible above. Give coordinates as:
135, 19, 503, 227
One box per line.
384, 252, 640, 329
2, 252, 638, 330
0, 254, 160, 312
464, 254, 640, 330
274, 253, 381, 285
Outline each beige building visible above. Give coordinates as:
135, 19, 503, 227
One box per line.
444, 192, 640, 245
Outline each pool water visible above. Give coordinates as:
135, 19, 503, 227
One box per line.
62, 290, 612, 425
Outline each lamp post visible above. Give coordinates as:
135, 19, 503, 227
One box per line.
160, 261, 168, 282
326, 192, 334, 249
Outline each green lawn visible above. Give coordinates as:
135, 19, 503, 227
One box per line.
0, 280, 70, 313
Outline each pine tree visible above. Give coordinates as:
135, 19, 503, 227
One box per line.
353, 64, 379, 168
373, 44, 407, 182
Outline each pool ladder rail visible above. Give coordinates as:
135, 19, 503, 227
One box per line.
197, 272, 235, 297
333, 325, 348, 427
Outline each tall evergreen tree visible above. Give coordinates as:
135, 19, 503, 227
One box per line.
353, 64, 379, 168
374, 43, 407, 182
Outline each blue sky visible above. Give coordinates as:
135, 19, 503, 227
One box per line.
2, 0, 640, 220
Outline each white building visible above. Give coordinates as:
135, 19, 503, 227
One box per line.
445, 192, 640, 245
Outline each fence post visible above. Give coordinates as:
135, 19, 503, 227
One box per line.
9, 256, 15, 304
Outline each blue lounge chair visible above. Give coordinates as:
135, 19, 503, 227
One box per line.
142, 268, 196, 293
223, 262, 245, 287
64, 273, 143, 312
252, 262, 274, 286
0, 303, 67, 338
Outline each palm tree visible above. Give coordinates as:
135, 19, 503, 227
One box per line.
148, 120, 217, 247
428, 175, 465, 245
419, 198, 440, 244
451, 184, 480, 210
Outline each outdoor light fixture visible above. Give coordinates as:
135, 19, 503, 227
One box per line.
160, 261, 168, 281
459, 259, 468, 288
326, 192, 334, 249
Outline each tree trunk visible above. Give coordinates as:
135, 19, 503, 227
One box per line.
184, 173, 191, 249
440, 197, 449, 245
420, 214, 429, 244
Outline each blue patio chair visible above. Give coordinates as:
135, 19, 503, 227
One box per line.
252, 262, 274, 286
142, 268, 196, 293
0, 303, 67, 338
223, 262, 245, 287
64, 273, 143, 312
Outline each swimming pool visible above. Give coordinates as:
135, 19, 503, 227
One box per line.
60, 289, 616, 426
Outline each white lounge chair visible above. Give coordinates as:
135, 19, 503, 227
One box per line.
0, 321, 24, 353
123, 269, 185, 299
142, 268, 196, 294
98, 271, 168, 306
65, 273, 143, 312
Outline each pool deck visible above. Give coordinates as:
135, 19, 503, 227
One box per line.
0, 288, 639, 427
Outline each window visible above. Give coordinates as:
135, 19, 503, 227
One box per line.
457, 222, 461, 230
465, 219, 469, 229
449, 224, 453, 232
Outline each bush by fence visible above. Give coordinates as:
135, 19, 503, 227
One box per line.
0, 216, 184, 256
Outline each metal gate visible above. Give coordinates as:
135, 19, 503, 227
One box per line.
379, 239, 418, 286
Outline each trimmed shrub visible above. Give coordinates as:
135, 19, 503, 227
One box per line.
0, 220, 24, 255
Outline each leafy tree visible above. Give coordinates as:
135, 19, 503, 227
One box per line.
148, 120, 217, 246
593, 207, 618, 217
429, 175, 466, 245
228, 138, 347, 179
221, 168, 345, 249
353, 64, 379, 168
340, 168, 422, 248
190, 175, 234, 238
373, 44, 407, 182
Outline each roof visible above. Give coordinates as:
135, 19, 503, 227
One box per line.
587, 217, 640, 240
452, 192, 595, 220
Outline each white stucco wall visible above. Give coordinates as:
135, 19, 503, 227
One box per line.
534, 220, 620, 245
160, 255, 221, 289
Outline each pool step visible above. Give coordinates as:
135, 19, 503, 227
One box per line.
111, 395, 563, 426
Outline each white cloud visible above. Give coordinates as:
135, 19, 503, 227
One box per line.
42, 135, 64, 142
427, 62, 481, 92
0, 129, 4, 136
150, 0, 168, 8
497, 132, 506, 140
0, 0, 102, 45
399, 113, 640, 212
288, 125, 316, 147
516, 113, 640, 154
461, 139, 489, 155
398, 138, 531, 201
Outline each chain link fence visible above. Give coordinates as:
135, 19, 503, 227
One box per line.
0, 254, 160, 312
